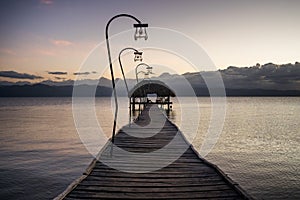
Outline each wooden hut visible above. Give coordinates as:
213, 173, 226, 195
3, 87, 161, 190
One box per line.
128, 80, 175, 112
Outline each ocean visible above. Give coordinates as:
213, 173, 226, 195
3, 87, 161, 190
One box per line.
0, 97, 299, 199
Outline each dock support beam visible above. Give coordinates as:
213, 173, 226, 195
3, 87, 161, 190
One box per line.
167, 95, 170, 112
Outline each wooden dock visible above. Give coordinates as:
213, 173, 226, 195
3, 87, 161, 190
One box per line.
56, 105, 252, 200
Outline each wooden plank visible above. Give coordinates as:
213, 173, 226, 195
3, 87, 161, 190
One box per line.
88, 172, 220, 178
92, 165, 214, 171
80, 179, 226, 187
65, 197, 242, 200
66, 189, 239, 199
83, 176, 224, 183
73, 184, 233, 193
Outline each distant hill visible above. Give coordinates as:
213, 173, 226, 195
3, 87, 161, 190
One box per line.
0, 62, 299, 97
1, 84, 300, 97
0, 84, 112, 97
191, 87, 300, 96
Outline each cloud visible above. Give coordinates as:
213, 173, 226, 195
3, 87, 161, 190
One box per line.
39, 49, 56, 56
55, 77, 66, 80
52, 39, 73, 47
73, 71, 98, 75
73, 72, 90, 75
158, 62, 300, 91
40, 0, 53, 5
48, 71, 67, 75
0, 48, 16, 55
218, 62, 300, 90
0, 71, 43, 80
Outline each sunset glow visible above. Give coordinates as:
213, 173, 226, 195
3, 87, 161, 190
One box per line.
0, 0, 299, 82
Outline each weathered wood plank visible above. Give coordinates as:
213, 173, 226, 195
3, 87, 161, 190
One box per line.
83, 176, 224, 183
74, 184, 233, 193
67, 189, 240, 199
80, 179, 226, 187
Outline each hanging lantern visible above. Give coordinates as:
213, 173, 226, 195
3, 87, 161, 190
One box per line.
146, 65, 153, 73
133, 23, 148, 40
134, 51, 143, 62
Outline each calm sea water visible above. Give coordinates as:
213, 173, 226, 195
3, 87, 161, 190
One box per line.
0, 97, 299, 199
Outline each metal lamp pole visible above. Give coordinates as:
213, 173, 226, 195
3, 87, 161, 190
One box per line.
136, 71, 147, 83
135, 63, 152, 83
118, 47, 143, 94
135, 63, 153, 112
105, 14, 148, 143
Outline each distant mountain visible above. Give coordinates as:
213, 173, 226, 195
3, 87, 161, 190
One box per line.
39, 77, 113, 87
1, 83, 299, 97
0, 84, 112, 97
0, 62, 299, 97
191, 87, 300, 96
0, 80, 31, 86
0, 77, 113, 87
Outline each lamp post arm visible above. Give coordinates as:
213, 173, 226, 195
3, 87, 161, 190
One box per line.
135, 63, 151, 83
136, 71, 146, 83
105, 14, 141, 143
118, 47, 139, 94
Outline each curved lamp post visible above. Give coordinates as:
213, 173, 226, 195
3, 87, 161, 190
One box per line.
135, 64, 153, 112
135, 63, 153, 83
136, 71, 148, 82
118, 47, 143, 94
105, 14, 148, 143
135, 70, 149, 113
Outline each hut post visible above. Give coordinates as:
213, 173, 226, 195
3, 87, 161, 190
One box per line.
129, 97, 132, 125
132, 97, 135, 112
129, 97, 132, 113
138, 97, 141, 112
167, 95, 170, 112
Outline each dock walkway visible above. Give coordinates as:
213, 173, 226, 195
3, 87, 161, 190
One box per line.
57, 105, 252, 200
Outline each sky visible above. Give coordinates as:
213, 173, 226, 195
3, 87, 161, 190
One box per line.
0, 0, 299, 82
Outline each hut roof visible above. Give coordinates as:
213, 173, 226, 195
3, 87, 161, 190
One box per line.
128, 80, 176, 98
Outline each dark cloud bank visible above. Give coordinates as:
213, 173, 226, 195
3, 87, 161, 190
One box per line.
218, 62, 300, 90
48, 71, 67, 75
0, 71, 42, 80
0, 63, 299, 96
73, 71, 97, 75
180, 62, 300, 93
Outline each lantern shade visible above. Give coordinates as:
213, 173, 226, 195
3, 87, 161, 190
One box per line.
133, 23, 148, 40
146, 66, 153, 73
133, 23, 148, 28
134, 51, 143, 62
